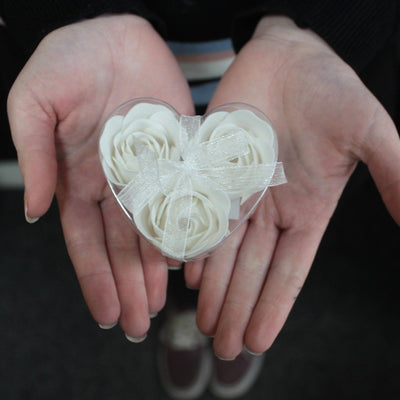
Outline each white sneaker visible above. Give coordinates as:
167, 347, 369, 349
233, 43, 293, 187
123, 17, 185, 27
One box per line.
210, 350, 265, 398
157, 310, 212, 399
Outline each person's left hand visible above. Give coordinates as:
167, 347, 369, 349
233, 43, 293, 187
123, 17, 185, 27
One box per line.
184, 15, 400, 359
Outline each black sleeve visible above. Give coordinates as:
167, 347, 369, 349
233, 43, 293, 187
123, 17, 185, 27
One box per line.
232, 0, 398, 72
1, 0, 398, 72
0, 0, 166, 56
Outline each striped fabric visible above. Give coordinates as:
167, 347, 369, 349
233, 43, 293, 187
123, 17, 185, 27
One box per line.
167, 38, 235, 106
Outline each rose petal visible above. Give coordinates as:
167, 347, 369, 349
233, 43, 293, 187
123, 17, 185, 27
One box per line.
99, 115, 124, 178
197, 111, 228, 142
150, 110, 180, 145
122, 103, 176, 129
223, 109, 274, 144
133, 175, 230, 259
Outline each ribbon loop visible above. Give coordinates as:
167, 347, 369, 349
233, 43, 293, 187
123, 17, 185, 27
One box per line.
201, 163, 276, 194
269, 162, 287, 186
186, 131, 249, 169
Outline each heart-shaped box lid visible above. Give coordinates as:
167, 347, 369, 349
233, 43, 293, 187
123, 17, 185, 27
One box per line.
99, 98, 286, 261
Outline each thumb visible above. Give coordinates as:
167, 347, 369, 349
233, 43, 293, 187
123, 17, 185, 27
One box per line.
7, 83, 57, 222
362, 105, 400, 225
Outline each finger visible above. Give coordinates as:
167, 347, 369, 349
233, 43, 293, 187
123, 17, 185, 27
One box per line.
58, 193, 120, 326
139, 236, 168, 316
212, 218, 279, 360
243, 225, 325, 354
166, 257, 183, 271
101, 197, 150, 339
362, 106, 400, 224
184, 259, 205, 289
7, 85, 57, 220
196, 223, 248, 337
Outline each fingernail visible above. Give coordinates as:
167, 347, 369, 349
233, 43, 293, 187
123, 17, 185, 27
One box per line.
24, 201, 39, 224
98, 322, 117, 330
244, 345, 263, 356
215, 353, 236, 361
185, 284, 198, 290
150, 313, 158, 319
125, 333, 147, 343
168, 263, 183, 271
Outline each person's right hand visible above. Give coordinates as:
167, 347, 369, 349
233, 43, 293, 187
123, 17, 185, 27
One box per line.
7, 14, 193, 340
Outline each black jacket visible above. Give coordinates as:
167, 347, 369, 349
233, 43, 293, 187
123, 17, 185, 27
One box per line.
0, 0, 398, 72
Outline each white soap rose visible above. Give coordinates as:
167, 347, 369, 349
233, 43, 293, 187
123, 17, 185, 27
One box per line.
195, 109, 276, 198
134, 175, 231, 259
99, 103, 180, 187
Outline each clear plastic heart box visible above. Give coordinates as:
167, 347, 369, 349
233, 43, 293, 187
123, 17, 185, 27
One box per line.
99, 98, 285, 261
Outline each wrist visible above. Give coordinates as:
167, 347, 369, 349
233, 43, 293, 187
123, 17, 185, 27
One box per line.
254, 15, 297, 35
252, 15, 333, 53
48, 13, 152, 35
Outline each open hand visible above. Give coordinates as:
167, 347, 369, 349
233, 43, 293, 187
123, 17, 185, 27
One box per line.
185, 16, 400, 359
8, 15, 194, 340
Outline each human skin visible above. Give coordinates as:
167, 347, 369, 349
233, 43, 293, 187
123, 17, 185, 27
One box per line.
7, 14, 193, 340
184, 16, 400, 359
7, 13, 400, 356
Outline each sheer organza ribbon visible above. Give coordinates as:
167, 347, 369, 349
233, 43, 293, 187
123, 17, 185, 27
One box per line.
117, 115, 286, 259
